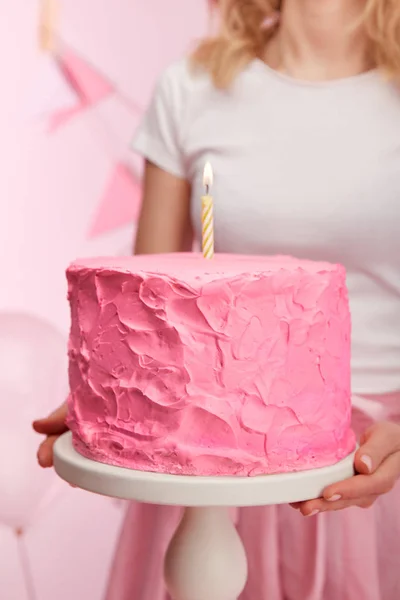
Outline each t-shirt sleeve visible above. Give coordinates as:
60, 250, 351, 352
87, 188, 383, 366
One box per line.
132, 65, 186, 179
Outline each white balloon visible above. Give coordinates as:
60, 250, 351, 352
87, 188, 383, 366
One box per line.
0, 312, 68, 528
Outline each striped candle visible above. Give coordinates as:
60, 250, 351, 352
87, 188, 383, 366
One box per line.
202, 162, 214, 259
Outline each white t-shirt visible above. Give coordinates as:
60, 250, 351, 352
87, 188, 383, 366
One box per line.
133, 58, 400, 396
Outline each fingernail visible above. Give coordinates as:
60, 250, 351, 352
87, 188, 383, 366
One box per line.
361, 455, 373, 473
306, 509, 320, 517
327, 494, 342, 502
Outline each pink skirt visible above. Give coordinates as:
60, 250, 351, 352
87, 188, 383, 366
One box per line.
106, 395, 400, 600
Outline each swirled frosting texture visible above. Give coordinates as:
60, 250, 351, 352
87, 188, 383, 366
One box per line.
66, 253, 355, 476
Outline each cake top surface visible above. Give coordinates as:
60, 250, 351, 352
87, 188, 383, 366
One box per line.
69, 253, 343, 284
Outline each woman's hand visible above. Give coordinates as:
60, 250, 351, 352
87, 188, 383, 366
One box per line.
292, 422, 400, 516
33, 401, 68, 468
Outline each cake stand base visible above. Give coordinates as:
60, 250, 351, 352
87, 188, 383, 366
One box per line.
54, 433, 355, 600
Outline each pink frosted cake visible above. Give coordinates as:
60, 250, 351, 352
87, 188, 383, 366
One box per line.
66, 253, 355, 476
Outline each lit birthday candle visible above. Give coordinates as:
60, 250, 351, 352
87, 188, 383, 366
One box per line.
202, 162, 214, 259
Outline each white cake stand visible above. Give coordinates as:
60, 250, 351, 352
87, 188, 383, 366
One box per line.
54, 432, 355, 600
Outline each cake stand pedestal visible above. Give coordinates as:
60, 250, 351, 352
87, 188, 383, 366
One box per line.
54, 433, 355, 600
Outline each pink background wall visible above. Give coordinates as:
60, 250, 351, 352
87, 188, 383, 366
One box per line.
1, 2, 207, 598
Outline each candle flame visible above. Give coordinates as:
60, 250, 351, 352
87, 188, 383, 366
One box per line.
203, 162, 214, 190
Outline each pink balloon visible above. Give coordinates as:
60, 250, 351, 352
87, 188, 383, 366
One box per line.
0, 312, 68, 528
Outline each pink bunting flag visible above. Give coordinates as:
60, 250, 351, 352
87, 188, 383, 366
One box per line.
50, 49, 113, 130
88, 164, 142, 238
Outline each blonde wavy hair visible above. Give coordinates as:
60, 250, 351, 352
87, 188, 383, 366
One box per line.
191, 0, 400, 88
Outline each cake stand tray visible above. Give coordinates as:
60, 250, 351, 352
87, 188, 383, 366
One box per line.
54, 432, 354, 506
54, 433, 355, 600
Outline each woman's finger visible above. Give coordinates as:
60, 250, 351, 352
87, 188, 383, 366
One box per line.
294, 494, 379, 516
323, 450, 400, 502
354, 422, 400, 475
324, 452, 400, 502
37, 435, 59, 468
33, 402, 68, 435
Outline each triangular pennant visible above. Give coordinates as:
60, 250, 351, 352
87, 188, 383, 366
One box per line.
23, 54, 79, 120
88, 164, 142, 238
49, 49, 113, 130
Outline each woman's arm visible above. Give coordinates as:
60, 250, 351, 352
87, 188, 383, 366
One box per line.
135, 161, 193, 254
